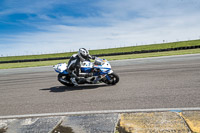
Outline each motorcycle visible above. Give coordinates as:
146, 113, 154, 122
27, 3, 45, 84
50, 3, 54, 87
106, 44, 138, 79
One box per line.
53, 57, 119, 86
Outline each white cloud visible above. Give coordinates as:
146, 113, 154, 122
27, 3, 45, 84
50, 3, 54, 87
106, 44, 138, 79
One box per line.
0, 0, 200, 56
3, 13, 200, 56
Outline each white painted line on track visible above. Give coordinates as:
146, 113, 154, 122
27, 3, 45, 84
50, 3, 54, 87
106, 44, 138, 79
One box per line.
1, 107, 200, 119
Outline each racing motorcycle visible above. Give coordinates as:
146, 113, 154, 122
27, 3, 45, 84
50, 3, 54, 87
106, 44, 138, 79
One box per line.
53, 57, 119, 86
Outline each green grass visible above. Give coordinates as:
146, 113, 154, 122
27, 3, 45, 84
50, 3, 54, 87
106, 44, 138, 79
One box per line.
0, 52, 76, 62
103, 48, 200, 61
1, 48, 200, 69
1, 39, 200, 62
0, 59, 69, 69
90, 39, 200, 55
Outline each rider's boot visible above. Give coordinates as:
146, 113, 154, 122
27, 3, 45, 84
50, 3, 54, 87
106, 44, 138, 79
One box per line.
70, 77, 78, 86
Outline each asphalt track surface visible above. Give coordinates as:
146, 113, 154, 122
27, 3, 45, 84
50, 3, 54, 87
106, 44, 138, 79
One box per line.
0, 54, 200, 116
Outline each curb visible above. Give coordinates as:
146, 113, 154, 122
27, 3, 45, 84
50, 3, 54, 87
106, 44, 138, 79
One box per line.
1, 109, 200, 133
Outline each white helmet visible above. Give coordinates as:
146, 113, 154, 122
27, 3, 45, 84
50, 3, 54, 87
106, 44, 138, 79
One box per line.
78, 48, 89, 62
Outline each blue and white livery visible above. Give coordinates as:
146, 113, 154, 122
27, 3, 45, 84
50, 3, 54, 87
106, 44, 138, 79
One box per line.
53, 57, 119, 86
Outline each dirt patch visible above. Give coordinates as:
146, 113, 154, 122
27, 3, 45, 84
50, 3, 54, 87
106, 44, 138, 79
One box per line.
51, 123, 74, 133
0, 127, 7, 133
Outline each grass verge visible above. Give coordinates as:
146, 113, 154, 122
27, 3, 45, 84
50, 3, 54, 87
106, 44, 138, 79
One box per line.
0, 48, 200, 69
1, 39, 200, 62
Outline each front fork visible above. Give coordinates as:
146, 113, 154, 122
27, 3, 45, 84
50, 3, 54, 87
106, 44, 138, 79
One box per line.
106, 74, 111, 80
105, 69, 113, 81
93, 69, 113, 83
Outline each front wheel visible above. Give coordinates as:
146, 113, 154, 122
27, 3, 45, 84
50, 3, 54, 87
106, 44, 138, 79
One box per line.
106, 73, 119, 85
57, 73, 74, 86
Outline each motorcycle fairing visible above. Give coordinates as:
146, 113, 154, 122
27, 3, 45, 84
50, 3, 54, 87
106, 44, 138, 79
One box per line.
53, 63, 69, 75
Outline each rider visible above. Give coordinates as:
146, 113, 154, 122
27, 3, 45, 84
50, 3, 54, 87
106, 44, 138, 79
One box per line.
67, 48, 95, 86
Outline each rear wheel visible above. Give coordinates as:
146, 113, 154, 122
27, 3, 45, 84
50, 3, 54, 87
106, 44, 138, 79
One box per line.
106, 73, 119, 85
58, 73, 74, 86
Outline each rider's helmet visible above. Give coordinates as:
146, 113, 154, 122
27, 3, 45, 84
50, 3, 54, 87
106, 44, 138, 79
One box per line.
78, 48, 89, 62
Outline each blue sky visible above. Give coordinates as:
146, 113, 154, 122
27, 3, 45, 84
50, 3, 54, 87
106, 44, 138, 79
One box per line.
0, 0, 200, 56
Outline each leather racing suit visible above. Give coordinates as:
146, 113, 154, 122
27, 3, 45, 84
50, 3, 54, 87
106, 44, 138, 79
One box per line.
67, 54, 95, 86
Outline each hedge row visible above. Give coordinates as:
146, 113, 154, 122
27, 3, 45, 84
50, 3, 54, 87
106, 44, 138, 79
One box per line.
1, 45, 200, 64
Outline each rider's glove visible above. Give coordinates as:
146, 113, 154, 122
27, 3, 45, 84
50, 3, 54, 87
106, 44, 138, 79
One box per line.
91, 56, 96, 60
88, 55, 96, 60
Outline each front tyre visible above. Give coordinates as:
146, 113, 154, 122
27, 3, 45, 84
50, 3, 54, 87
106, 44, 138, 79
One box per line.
106, 73, 119, 85
57, 73, 74, 86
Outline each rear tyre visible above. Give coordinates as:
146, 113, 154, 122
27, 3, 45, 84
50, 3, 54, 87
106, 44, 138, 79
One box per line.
106, 73, 119, 85
58, 73, 74, 86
